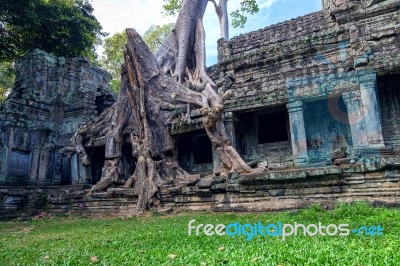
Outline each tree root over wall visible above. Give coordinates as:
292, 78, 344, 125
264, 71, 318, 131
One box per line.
62, 0, 262, 214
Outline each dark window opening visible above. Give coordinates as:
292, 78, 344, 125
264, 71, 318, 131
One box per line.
178, 130, 213, 172
61, 156, 72, 185
88, 147, 105, 184
257, 111, 289, 144
193, 135, 213, 164
377, 74, 400, 148
121, 143, 137, 179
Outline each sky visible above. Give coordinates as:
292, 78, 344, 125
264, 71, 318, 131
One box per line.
91, 0, 322, 66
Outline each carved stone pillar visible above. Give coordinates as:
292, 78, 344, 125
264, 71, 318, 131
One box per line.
37, 149, 52, 184
29, 148, 40, 183
359, 73, 385, 148
287, 101, 309, 166
212, 145, 220, 174
211, 112, 237, 173
224, 112, 236, 148
78, 159, 92, 184
71, 153, 80, 184
71, 153, 92, 184
342, 90, 369, 148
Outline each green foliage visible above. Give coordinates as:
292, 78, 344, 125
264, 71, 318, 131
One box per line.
0, 0, 105, 62
142, 23, 174, 53
109, 79, 122, 95
99, 31, 127, 94
230, 0, 259, 28
162, 0, 183, 16
0, 203, 399, 265
0, 61, 15, 103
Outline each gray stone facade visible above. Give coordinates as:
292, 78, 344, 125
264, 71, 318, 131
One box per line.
0, 49, 115, 185
174, 0, 400, 173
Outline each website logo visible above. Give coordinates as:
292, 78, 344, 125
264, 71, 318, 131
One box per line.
188, 220, 384, 241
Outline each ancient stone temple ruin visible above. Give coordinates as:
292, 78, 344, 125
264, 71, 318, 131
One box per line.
0, 49, 115, 185
1, 0, 400, 217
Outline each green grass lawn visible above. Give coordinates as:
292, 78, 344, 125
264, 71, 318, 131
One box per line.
0, 202, 399, 266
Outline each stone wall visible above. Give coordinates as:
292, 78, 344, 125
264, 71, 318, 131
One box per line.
0, 186, 138, 220
169, 0, 400, 172
161, 162, 400, 212
0, 50, 115, 185
1, 162, 399, 218
205, 0, 400, 168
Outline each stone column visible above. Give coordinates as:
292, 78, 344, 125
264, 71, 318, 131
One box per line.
342, 90, 369, 148
52, 150, 63, 185
29, 148, 40, 183
78, 159, 92, 184
71, 153, 80, 184
287, 101, 309, 166
71, 153, 92, 184
3, 127, 15, 182
37, 150, 51, 184
211, 112, 238, 173
359, 73, 385, 148
212, 145, 221, 174
224, 112, 237, 148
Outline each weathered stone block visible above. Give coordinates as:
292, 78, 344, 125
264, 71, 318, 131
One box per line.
196, 178, 213, 188
268, 189, 285, 196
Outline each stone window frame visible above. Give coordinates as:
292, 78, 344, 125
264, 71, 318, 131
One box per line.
191, 133, 214, 166
254, 107, 291, 148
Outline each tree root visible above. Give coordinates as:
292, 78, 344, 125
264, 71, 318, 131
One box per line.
63, 0, 262, 213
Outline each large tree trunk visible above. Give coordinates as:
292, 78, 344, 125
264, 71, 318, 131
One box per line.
156, 0, 251, 174
62, 0, 257, 214
210, 0, 229, 40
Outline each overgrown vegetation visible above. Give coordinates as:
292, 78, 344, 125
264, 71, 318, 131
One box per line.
0, 0, 105, 62
99, 31, 127, 94
0, 202, 398, 265
0, 61, 15, 103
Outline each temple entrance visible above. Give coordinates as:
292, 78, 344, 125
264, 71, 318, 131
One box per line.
88, 146, 105, 184
121, 143, 137, 180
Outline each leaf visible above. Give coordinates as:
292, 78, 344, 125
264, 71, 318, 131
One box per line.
168, 254, 177, 259
90, 256, 98, 263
